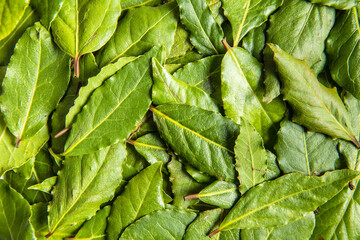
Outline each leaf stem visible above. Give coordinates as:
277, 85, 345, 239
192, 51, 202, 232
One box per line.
222, 38, 232, 52
74, 56, 80, 78
15, 137, 21, 147
351, 136, 360, 149
208, 228, 220, 237
54, 127, 71, 138
184, 194, 199, 200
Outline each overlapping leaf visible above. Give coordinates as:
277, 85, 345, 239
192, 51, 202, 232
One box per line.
0, 0, 29, 40
310, 0, 357, 9
31, 0, 63, 29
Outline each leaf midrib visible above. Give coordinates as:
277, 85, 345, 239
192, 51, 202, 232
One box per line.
199, 188, 236, 197
234, 0, 251, 46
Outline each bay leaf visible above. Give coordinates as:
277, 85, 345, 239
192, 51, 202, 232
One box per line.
30, 0, 63, 29
265, 150, 281, 180
48, 143, 126, 236
121, 0, 162, 10
326, 6, 360, 99
177, 0, 225, 55
152, 58, 219, 111
310, 0, 357, 9
0, 179, 35, 240
0, 0, 29, 40
152, 104, 239, 181
275, 120, 341, 175
206, 0, 225, 26
213, 170, 359, 233
28, 176, 57, 194
269, 43, 359, 147
235, 118, 267, 194
63, 46, 163, 156
0, 22, 70, 142
221, 46, 285, 144
241, 23, 266, 62
97, 2, 177, 67
51, 0, 121, 76
222, 0, 283, 46
119, 209, 197, 240
168, 23, 194, 59
185, 165, 213, 183
106, 162, 165, 240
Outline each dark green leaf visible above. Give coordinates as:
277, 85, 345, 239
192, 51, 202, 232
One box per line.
241, 23, 266, 61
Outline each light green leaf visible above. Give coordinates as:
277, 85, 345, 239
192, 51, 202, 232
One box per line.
0, 22, 70, 142
206, 0, 225, 26
30, 0, 63, 29
177, 0, 225, 55
173, 55, 223, 96
241, 23, 266, 61
235, 118, 267, 194
73, 206, 111, 240
63, 46, 163, 156
185, 165, 213, 183
0, 6, 38, 66
130, 133, 170, 165
97, 2, 177, 67
0, 179, 35, 240
152, 104, 239, 181
168, 159, 204, 209
269, 43, 358, 147
264, 0, 335, 102
0, 114, 49, 177
28, 176, 57, 194
214, 170, 359, 232
195, 180, 239, 209
241, 213, 315, 240
222, 0, 283, 46
65, 56, 137, 127
221, 46, 285, 144
168, 24, 194, 59
0, 0, 29, 40
326, 6, 360, 99
265, 150, 281, 180
106, 162, 165, 240
48, 143, 126, 236
184, 208, 240, 240
310, 0, 357, 9
275, 121, 341, 175
121, 0, 162, 10
122, 144, 148, 181
119, 209, 197, 240
152, 58, 219, 111
51, 0, 121, 76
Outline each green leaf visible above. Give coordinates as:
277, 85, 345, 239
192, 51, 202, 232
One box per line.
0, 0, 29, 41
0, 6, 38, 66
63, 46, 163, 156
28, 176, 57, 194
73, 206, 111, 240
48, 143, 126, 236
51, 0, 121, 76
222, 0, 283, 46
241, 23, 266, 62
184, 208, 240, 240
130, 133, 170, 165
241, 213, 315, 240
122, 144, 148, 181
0, 114, 49, 177
0, 22, 70, 142
263, 0, 335, 102
30, 0, 63, 29
206, 0, 225, 26
214, 170, 359, 232
119, 209, 197, 240
106, 162, 165, 240
173, 55, 223, 96
268, 43, 358, 147
97, 2, 177, 67
221, 46, 285, 144
65, 56, 137, 127
310, 0, 357, 9
152, 104, 239, 181
152, 58, 219, 111
121, 0, 162, 10
265, 150, 281, 180
235, 118, 267, 194
195, 180, 239, 209
168, 158, 204, 209
275, 121, 341, 175
185, 165, 213, 183
177, 0, 225, 55
168, 24, 194, 59
0, 179, 35, 240
4, 149, 55, 204
326, 6, 360, 99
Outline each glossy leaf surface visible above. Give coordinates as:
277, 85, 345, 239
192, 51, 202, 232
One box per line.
31, 0, 63, 29
119, 209, 197, 240
275, 121, 340, 175
241, 23, 266, 61
121, 0, 162, 9
269, 43, 357, 146
235, 118, 267, 194
310, 0, 357, 9
221, 46, 285, 144
153, 104, 239, 181
0, 0, 29, 40
177, 0, 225, 55
217, 170, 359, 232
63, 47, 163, 156
152, 58, 219, 111
0, 23, 70, 141
48, 143, 126, 236
222, 0, 283, 46
197, 181, 239, 209
97, 3, 177, 67
107, 162, 165, 240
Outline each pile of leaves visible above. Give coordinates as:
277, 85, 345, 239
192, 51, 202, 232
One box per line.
1, 0, 360, 239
